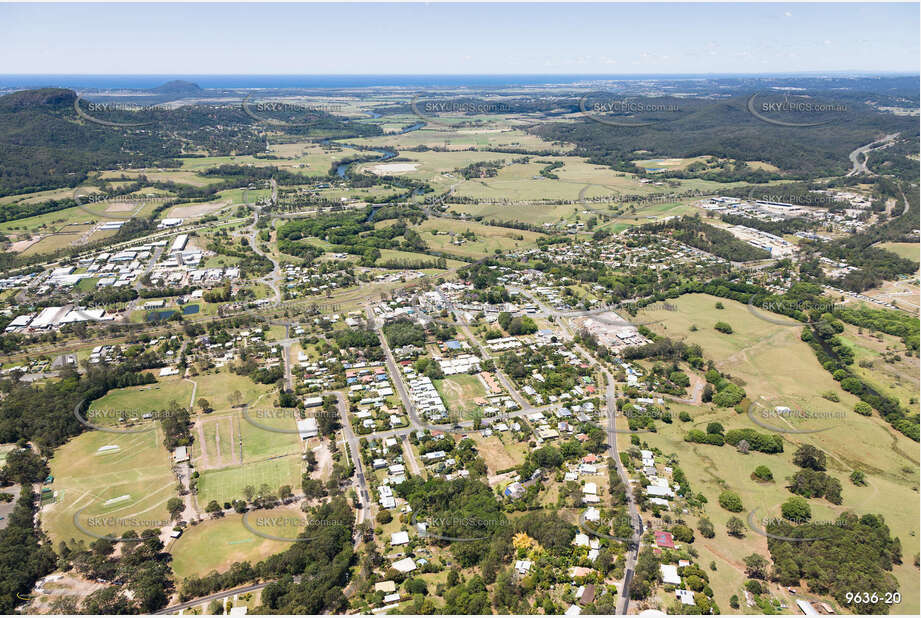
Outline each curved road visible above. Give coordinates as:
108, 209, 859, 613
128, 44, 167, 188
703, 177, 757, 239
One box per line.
847, 133, 899, 177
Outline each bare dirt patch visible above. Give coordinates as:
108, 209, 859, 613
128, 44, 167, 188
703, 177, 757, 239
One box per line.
9, 238, 38, 253
168, 200, 231, 219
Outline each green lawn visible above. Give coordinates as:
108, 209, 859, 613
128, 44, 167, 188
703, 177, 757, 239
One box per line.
88, 376, 194, 420
170, 506, 303, 579
196, 457, 302, 505
877, 242, 920, 264
43, 428, 176, 545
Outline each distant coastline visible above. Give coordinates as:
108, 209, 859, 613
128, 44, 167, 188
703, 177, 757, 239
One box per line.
1, 72, 916, 91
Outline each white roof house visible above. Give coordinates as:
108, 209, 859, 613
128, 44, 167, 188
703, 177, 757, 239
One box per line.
390, 530, 410, 546
391, 557, 417, 573
660, 564, 681, 585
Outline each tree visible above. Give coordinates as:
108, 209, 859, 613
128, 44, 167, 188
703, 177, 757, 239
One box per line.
671, 524, 695, 543
166, 497, 185, 520
229, 390, 243, 408
706, 422, 724, 435
718, 490, 743, 513
781, 496, 811, 522
197, 398, 213, 414
205, 500, 223, 516
714, 321, 733, 334
208, 599, 225, 615
698, 517, 715, 539
850, 470, 866, 486
726, 516, 746, 537
752, 465, 773, 482
792, 444, 827, 471
743, 553, 769, 579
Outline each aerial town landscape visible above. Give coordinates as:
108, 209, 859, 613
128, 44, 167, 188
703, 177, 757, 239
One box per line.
0, 1, 919, 617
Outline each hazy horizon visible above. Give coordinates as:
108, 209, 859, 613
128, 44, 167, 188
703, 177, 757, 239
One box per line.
2, 2, 918, 75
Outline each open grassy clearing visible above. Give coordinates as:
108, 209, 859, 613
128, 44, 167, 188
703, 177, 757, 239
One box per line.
0, 199, 163, 236
468, 433, 526, 475
355, 149, 524, 185
191, 369, 276, 412
99, 168, 226, 188
347, 126, 571, 152
434, 374, 487, 416
169, 505, 304, 580
239, 407, 300, 460
447, 201, 584, 226
837, 325, 920, 417
89, 376, 195, 418
412, 217, 544, 259
633, 156, 712, 171
634, 294, 920, 612
876, 242, 920, 263
264, 141, 359, 177
0, 186, 81, 206
196, 456, 302, 505
19, 232, 81, 255
375, 248, 465, 270
42, 428, 176, 545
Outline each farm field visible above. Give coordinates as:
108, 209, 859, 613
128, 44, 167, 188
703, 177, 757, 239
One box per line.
633, 294, 920, 613
100, 168, 227, 187
448, 201, 583, 226
412, 217, 544, 259
0, 200, 162, 236
42, 428, 176, 545
169, 505, 304, 580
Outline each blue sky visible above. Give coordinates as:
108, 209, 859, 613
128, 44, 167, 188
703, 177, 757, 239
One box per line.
1, 2, 918, 75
